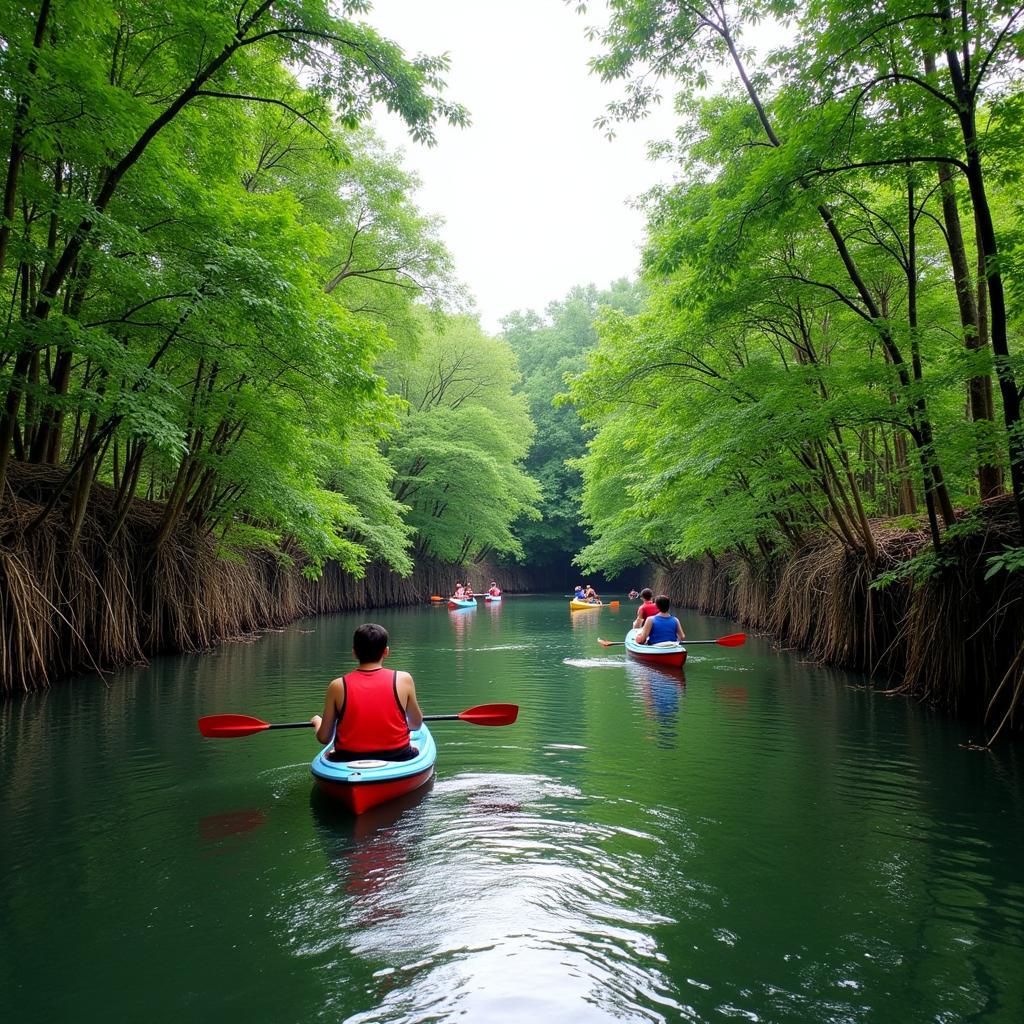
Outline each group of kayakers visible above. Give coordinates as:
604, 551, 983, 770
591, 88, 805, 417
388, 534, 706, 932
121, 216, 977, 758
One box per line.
312, 583, 683, 769
572, 583, 601, 603
631, 587, 686, 645
452, 580, 502, 600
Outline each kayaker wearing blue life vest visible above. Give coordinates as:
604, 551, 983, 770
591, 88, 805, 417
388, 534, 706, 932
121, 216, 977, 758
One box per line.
310, 623, 424, 762
574, 584, 586, 600
634, 595, 686, 645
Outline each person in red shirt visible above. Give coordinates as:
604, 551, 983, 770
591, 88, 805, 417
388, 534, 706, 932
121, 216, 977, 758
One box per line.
632, 587, 659, 629
310, 623, 424, 762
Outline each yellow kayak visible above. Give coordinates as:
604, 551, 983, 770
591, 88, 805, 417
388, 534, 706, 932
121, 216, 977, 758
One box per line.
569, 599, 603, 610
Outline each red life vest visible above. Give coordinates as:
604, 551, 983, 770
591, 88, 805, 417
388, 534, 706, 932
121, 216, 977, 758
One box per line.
334, 668, 410, 754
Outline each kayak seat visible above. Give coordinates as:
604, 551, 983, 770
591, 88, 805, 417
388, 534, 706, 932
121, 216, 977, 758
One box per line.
327, 744, 418, 763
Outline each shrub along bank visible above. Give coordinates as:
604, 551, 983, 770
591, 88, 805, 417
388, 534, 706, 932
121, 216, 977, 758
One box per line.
0, 464, 530, 696
653, 497, 1024, 743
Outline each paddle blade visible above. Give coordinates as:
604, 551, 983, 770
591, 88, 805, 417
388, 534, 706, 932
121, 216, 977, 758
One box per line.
609, 600, 620, 607
597, 638, 618, 647
716, 633, 747, 647
198, 714, 271, 738
458, 703, 519, 726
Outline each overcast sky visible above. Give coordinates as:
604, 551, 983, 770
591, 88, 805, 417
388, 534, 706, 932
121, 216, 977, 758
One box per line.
366, 0, 683, 331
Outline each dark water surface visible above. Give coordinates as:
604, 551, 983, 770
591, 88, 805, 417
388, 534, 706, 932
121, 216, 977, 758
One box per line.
2, 597, 1023, 1023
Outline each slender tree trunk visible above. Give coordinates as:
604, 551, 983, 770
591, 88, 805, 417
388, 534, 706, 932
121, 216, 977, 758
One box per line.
892, 430, 916, 516
0, 0, 51, 280
907, 176, 956, 532
939, 6, 1024, 537
923, 51, 1001, 501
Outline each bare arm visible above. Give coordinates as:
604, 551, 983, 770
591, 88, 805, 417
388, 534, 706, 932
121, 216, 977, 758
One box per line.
397, 671, 423, 729
632, 604, 644, 629
677, 619, 686, 642
311, 678, 345, 745
637, 617, 653, 645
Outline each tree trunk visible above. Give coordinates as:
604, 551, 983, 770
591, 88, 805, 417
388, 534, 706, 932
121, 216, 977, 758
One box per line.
923, 51, 1001, 501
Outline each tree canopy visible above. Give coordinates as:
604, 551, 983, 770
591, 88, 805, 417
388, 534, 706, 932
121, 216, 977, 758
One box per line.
0, 0, 541, 581
568, 0, 1024, 575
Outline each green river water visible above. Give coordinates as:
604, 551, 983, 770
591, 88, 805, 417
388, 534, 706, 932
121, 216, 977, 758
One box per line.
2, 596, 1023, 1023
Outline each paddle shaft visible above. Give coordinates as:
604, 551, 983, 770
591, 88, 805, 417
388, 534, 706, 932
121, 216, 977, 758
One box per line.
198, 703, 519, 737
599, 632, 746, 647
675, 637, 738, 645
265, 712, 475, 729
599, 640, 680, 647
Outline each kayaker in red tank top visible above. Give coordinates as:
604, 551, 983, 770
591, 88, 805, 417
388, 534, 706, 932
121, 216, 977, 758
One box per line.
632, 587, 659, 629
310, 623, 424, 762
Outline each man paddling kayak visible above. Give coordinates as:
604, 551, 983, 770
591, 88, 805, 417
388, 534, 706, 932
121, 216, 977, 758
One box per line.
633, 595, 686, 646
310, 623, 424, 762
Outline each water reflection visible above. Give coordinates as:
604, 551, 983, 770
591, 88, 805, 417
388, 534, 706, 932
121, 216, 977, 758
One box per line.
297, 773, 680, 1023
5, 598, 1024, 1024
448, 606, 475, 639
198, 807, 268, 844
624, 661, 684, 748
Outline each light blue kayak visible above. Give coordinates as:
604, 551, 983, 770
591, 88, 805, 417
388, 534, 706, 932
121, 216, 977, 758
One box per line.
624, 627, 687, 668
310, 724, 437, 814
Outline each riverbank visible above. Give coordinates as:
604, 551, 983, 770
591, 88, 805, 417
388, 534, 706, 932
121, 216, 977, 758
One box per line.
0, 463, 530, 695
655, 496, 1024, 741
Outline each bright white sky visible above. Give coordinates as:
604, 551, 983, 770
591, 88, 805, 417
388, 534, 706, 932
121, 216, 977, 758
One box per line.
366, 0, 683, 331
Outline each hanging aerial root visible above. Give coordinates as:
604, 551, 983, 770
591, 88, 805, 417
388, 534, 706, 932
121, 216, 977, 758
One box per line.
0, 462, 534, 696
655, 496, 1024, 735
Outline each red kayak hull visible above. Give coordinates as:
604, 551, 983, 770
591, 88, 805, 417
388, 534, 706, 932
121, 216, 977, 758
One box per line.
313, 765, 435, 815
627, 647, 687, 669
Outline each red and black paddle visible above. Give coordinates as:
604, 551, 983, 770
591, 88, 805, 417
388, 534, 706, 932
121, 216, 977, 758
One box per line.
597, 632, 747, 648
198, 703, 519, 738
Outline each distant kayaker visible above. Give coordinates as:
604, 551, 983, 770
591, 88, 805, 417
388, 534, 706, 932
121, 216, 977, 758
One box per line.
628, 589, 639, 600
310, 622, 424, 762
632, 588, 659, 628
465, 583, 475, 599
488, 580, 501, 597
634, 595, 686, 646
454, 581, 465, 599
574, 584, 586, 600
584, 584, 600, 603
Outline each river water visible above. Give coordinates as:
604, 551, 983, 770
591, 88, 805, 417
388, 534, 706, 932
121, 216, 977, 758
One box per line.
1, 597, 1022, 1022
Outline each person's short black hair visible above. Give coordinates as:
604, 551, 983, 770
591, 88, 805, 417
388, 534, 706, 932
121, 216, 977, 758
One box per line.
641, 588, 653, 600
353, 622, 389, 662
655, 594, 671, 612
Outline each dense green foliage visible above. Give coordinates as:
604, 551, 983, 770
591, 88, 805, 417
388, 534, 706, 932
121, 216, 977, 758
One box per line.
503, 281, 643, 570
0, 1, 538, 578
569, 0, 1024, 575
381, 311, 540, 564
